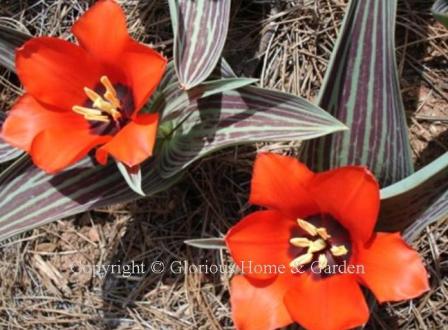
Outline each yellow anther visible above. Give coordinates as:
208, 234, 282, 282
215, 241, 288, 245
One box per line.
83, 87, 102, 103
317, 227, 331, 240
73, 106, 103, 117
297, 219, 317, 236
73, 75, 122, 122
289, 253, 313, 268
318, 254, 328, 270
84, 115, 110, 123
330, 245, 348, 257
72, 106, 110, 123
289, 237, 311, 248
101, 76, 120, 108
308, 239, 326, 253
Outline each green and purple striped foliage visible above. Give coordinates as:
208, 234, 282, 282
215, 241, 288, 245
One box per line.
377, 152, 448, 241
0, 25, 29, 72
301, 0, 413, 188
169, 0, 230, 89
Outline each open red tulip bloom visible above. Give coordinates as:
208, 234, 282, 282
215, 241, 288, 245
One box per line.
1, 0, 167, 173
225, 153, 429, 330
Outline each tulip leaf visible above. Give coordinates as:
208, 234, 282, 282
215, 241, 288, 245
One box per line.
0, 155, 185, 242
432, 0, 448, 28
168, 0, 230, 89
184, 238, 226, 249
159, 86, 347, 178
301, 0, 413, 187
377, 153, 448, 241
116, 161, 145, 196
0, 25, 30, 72
0, 112, 23, 163
153, 77, 259, 116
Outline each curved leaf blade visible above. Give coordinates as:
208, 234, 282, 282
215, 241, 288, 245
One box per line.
378, 153, 448, 241
301, 0, 413, 187
159, 86, 347, 178
116, 161, 144, 196
0, 156, 181, 242
169, 0, 231, 89
184, 237, 226, 249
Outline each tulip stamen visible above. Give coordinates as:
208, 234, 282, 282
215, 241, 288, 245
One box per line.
101, 76, 121, 108
317, 227, 331, 240
297, 219, 317, 236
290, 218, 351, 270
318, 254, 328, 270
289, 237, 311, 247
289, 253, 313, 268
73, 75, 122, 122
72, 106, 109, 122
331, 245, 348, 257
308, 239, 326, 253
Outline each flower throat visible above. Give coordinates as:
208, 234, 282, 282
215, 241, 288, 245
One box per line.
72, 75, 122, 123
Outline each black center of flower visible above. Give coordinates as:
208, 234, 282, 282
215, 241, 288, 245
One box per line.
71, 75, 135, 136
87, 82, 134, 136
288, 214, 352, 277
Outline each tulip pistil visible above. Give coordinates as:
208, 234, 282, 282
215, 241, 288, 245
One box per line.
73, 75, 122, 123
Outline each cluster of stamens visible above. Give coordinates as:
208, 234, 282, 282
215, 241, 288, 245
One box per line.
289, 219, 348, 270
72, 76, 122, 123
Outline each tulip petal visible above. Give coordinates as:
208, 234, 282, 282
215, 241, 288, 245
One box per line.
16, 37, 102, 111
249, 153, 318, 218
284, 273, 369, 330
1, 95, 88, 152
122, 40, 167, 111
72, 0, 129, 64
30, 128, 111, 173
356, 232, 429, 303
225, 210, 297, 280
310, 166, 380, 243
230, 275, 293, 330
95, 113, 159, 167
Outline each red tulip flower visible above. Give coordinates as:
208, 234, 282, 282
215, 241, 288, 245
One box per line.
225, 153, 429, 330
1, 0, 167, 173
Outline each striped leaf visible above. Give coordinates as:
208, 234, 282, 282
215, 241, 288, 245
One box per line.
0, 25, 29, 72
168, 0, 230, 89
377, 153, 448, 241
0, 156, 182, 242
0, 112, 22, 163
301, 0, 413, 187
432, 0, 448, 28
158, 86, 347, 178
184, 238, 226, 249
116, 161, 144, 196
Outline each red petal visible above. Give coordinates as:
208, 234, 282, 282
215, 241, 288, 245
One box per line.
284, 273, 369, 330
230, 275, 293, 330
225, 210, 297, 280
16, 37, 102, 110
95, 113, 159, 167
1, 94, 88, 151
249, 153, 319, 218
309, 166, 380, 243
72, 0, 129, 64
355, 232, 429, 303
122, 40, 167, 112
30, 128, 111, 173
